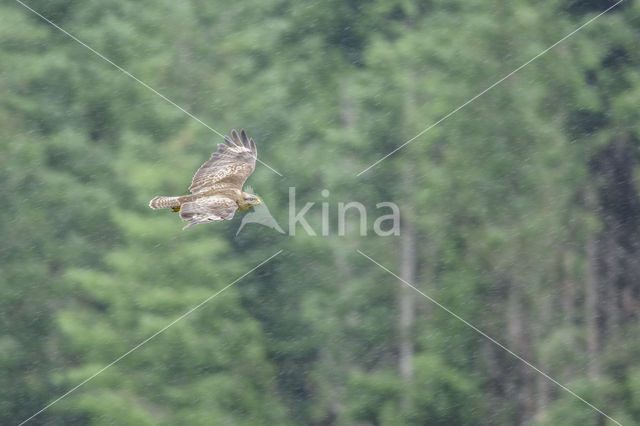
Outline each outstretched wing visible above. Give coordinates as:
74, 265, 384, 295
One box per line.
180, 196, 238, 230
189, 129, 257, 194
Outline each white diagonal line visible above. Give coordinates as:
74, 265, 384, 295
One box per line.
15, 0, 283, 177
356, 0, 625, 176
18, 250, 283, 426
357, 249, 622, 426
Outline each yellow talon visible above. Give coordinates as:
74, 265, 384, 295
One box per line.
172, 206, 180, 212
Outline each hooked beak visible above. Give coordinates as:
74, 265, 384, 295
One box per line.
251, 199, 261, 206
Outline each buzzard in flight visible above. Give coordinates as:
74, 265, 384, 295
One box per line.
149, 129, 261, 229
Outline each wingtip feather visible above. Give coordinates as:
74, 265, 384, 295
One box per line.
231, 129, 241, 146
240, 129, 251, 148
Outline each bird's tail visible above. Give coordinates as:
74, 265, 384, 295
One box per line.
149, 196, 181, 210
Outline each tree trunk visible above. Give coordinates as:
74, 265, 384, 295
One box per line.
536, 277, 554, 420
398, 214, 416, 381
584, 188, 601, 379
506, 282, 535, 423
398, 67, 418, 384
587, 137, 640, 370
561, 248, 576, 326
585, 233, 601, 379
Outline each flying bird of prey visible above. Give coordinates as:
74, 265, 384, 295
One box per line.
149, 129, 261, 230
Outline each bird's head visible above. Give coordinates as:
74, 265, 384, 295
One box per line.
242, 192, 261, 207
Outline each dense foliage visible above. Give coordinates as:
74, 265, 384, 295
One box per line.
2, 0, 639, 424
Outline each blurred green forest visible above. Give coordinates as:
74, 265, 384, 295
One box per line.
2, 0, 640, 424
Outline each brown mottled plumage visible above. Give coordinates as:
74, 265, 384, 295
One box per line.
149, 129, 261, 230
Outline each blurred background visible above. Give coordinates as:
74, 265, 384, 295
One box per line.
2, 0, 640, 424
